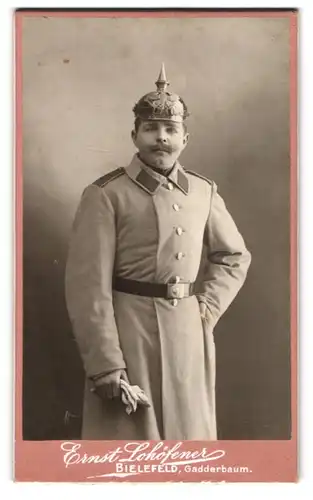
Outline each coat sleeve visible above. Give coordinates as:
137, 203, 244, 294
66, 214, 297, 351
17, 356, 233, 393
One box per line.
65, 184, 126, 379
196, 182, 251, 327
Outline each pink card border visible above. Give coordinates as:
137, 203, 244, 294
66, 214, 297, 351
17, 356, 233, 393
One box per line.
14, 9, 298, 483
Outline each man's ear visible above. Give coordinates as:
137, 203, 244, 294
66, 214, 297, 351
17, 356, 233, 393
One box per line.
131, 130, 137, 146
183, 132, 189, 146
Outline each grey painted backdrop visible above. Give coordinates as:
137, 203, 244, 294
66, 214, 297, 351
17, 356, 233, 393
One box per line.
22, 16, 291, 440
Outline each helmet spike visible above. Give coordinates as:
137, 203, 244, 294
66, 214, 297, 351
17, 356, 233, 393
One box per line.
155, 63, 169, 92
133, 64, 189, 123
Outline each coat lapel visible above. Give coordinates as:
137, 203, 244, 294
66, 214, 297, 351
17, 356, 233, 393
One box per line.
125, 155, 164, 195
168, 163, 190, 195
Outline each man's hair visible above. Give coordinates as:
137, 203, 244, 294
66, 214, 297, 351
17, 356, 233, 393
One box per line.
134, 117, 188, 135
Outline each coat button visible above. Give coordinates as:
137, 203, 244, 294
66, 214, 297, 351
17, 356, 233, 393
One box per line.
176, 252, 184, 260
176, 227, 183, 236
171, 299, 178, 307
167, 182, 174, 191
173, 203, 180, 211
172, 287, 179, 296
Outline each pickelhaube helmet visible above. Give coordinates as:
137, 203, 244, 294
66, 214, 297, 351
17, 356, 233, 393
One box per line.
133, 63, 189, 123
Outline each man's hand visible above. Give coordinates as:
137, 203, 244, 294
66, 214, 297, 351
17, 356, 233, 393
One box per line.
93, 369, 129, 400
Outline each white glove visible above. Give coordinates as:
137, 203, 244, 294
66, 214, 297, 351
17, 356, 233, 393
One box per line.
120, 379, 150, 415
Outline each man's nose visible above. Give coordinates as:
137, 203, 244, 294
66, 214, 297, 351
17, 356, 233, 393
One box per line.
156, 128, 167, 142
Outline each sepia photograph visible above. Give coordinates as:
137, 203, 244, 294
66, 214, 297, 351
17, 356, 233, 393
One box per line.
15, 9, 297, 482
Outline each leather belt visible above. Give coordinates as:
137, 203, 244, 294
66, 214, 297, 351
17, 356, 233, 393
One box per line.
113, 276, 195, 299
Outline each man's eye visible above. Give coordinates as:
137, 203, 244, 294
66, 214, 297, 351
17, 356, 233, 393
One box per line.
166, 127, 177, 134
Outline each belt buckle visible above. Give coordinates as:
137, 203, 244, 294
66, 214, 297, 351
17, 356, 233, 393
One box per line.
167, 283, 186, 299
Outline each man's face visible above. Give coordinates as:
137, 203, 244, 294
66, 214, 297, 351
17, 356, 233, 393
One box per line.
131, 120, 189, 170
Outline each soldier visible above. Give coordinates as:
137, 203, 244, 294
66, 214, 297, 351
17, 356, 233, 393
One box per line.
65, 64, 251, 440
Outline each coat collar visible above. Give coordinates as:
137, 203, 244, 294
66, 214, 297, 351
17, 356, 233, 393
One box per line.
125, 154, 189, 196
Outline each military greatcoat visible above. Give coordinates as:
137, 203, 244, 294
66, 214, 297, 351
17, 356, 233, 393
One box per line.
65, 154, 251, 440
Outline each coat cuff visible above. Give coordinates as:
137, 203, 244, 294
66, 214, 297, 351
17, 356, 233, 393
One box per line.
89, 366, 126, 381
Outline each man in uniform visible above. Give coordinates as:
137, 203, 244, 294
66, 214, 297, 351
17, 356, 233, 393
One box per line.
65, 65, 251, 440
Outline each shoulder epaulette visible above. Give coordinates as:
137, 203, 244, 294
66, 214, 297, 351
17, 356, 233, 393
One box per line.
185, 169, 214, 186
92, 167, 125, 188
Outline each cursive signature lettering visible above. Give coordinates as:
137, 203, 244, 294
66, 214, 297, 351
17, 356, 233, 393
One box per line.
60, 441, 225, 469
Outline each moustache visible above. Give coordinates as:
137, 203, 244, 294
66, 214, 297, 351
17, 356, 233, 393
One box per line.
150, 145, 172, 153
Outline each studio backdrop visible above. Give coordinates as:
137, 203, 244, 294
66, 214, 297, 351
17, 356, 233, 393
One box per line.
22, 15, 291, 440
